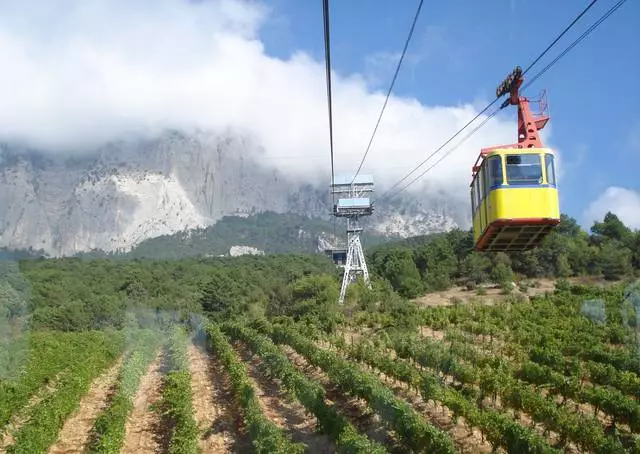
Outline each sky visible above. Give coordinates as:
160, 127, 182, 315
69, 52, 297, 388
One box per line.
0, 0, 638, 231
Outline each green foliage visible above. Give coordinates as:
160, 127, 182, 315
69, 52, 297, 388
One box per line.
327, 330, 558, 454
203, 322, 305, 454
222, 322, 388, 454
418, 285, 640, 444
0, 262, 30, 380
200, 270, 242, 317
89, 328, 162, 453
490, 263, 514, 287
16, 254, 335, 331
344, 278, 377, 311
369, 248, 423, 298
5, 330, 123, 454
591, 212, 633, 243
414, 236, 458, 291
161, 326, 199, 454
259, 321, 457, 453
367, 212, 640, 297
597, 242, 633, 280
0, 330, 123, 430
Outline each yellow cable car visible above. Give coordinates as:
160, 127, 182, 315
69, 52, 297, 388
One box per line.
471, 66, 560, 252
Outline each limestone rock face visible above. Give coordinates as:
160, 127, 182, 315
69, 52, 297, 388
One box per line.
0, 131, 465, 256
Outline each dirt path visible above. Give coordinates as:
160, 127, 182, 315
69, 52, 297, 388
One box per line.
47, 358, 123, 454
208, 349, 252, 453
233, 341, 335, 454
412, 277, 620, 308
121, 350, 165, 454
187, 342, 236, 453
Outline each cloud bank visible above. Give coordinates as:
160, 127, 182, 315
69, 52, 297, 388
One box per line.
0, 0, 551, 200
583, 187, 640, 230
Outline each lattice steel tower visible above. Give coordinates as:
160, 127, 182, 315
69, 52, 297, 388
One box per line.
331, 174, 374, 304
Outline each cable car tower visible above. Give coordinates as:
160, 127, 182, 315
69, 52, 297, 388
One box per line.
331, 174, 374, 304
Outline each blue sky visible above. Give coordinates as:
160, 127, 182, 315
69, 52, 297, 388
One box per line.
259, 0, 640, 229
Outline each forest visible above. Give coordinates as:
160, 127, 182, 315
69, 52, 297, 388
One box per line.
0, 211, 639, 453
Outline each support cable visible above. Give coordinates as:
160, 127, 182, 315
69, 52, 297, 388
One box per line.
351, 0, 425, 184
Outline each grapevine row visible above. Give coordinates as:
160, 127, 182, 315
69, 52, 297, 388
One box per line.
221, 321, 389, 454
380, 331, 628, 453
6, 331, 123, 454
254, 320, 457, 454
423, 322, 640, 433
323, 330, 559, 454
160, 326, 199, 454
449, 314, 640, 400
423, 295, 640, 375
89, 328, 163, 453
0, 331, 121, 429
202, 322, 305, 454
441, 319, 640, 408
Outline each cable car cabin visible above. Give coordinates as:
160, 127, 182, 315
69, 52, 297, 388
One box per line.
471, 149, 560, 252
324, 248, 347, 266
471, 65, 561, 252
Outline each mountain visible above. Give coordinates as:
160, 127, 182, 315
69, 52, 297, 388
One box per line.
74, 212, 389, 259
0, 130, 466, 257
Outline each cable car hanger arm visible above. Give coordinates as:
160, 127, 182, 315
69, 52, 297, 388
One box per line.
493, 66, 550, 151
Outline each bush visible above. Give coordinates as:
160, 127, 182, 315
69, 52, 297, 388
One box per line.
555, 278, 571, 292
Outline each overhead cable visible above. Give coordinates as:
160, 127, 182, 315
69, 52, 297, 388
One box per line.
322, 0, 335, 188
351, 0, 425, 184
376, 0, 624, 202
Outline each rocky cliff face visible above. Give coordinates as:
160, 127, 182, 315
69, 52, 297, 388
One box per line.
0, 130, 467, 256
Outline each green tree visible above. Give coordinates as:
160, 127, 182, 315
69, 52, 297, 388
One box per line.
591, 212, 632, 243
596, 241, 633, 280
556, 213, 582, 237
372, 248, 423, 298
460, 253, 491, 284
491, 262, 514, 287
200, 270, 241, 316
627, 231, 640, 270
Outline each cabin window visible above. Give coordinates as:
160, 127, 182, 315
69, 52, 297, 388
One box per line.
488, 155, 503, 187
474, 176, 480, 211
483, 166, 490, 199
470, 188, 475, 213
505, 154, 542, 185
545, 153, 556, 185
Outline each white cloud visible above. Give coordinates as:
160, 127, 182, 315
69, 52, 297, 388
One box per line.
583, 187, 640, 230
363, 51, 402, 88
0, 0, 558, 202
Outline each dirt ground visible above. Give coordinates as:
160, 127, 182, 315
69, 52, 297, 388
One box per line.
233, 341, 336, 453
187, 343, 235, 453
121, 351, 165, 454
413, 277, 617, 308
48, 358, 123, 454
278, 344, 402, 453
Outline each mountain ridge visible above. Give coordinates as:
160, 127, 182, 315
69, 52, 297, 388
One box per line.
0, 130, 466, 256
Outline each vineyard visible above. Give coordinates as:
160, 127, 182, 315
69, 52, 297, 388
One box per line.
1, 274, 639, 453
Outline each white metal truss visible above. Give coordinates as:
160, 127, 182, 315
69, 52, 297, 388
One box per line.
331, 174, 374, 304
338, 219, 371, 304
